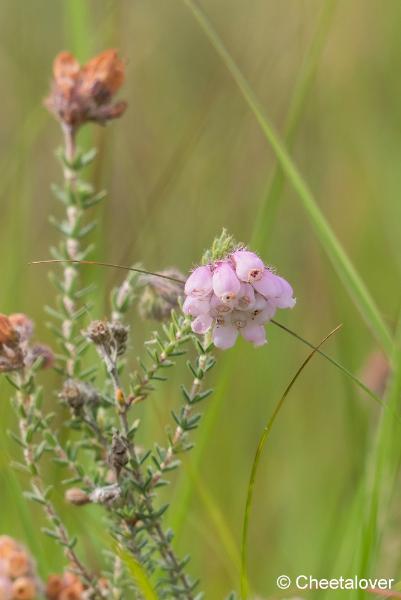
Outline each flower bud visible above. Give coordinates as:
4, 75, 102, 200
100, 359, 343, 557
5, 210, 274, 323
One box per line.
65, 488, 91, 506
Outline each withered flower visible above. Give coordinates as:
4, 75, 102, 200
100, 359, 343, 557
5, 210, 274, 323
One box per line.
45, 49, 127, 129
108, 431, 129, 478
59, 379, 99, 412
138, 269, 184, 322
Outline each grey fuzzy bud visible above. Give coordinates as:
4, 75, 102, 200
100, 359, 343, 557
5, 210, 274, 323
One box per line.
89, 483, 122, 506
138, 268, 183, 322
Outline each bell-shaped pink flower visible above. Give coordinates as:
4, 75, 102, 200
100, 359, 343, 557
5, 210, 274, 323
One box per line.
253, 303, 276, 324
185, 266, 213, 298
236, 283, 255, 310
252, 270, 282, 298
233, 250, 265, 283
241, 322, 267, 346
183, 295, 211, 317
274, 276, 296, 309
191, 314, 213, 334
212, 262, 241, 303
213, 321, 238, 349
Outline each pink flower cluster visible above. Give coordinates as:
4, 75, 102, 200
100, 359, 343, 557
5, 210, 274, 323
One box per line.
183, 249, 295, 349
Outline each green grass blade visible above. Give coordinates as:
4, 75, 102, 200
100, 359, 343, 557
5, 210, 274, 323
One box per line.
354, 313, 401, 598
240, 324, 342, 599
185, 460, 241, 575
252, 0, 338, 252
114, 544, 159, 600
182, 0, 393, 356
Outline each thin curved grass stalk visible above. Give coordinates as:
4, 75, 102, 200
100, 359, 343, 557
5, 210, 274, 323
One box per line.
32, 260, 382, 409
32, 259, 186, 284
240, 323, 342, 599
181, 0, 393, 357
270, 319, 385, 410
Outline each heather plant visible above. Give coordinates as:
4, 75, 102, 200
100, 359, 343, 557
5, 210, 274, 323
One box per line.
0, 24, 395, 600
0, 48, 299, 599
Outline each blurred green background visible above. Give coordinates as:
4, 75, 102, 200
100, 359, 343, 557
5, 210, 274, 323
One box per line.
1, 0, 401, 597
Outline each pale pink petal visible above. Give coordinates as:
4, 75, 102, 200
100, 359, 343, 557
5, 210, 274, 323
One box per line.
241, 322, 267, 347
183, 295, 211, 316
212, 262, 241, 301
236, 283, 255, 310
274, 276, 296, 308
191, 314, 213, 334
253, 303, 276, 324
253, 293, 267, 311
233, 250, 265, 283
213, 324, 238, 349
185, 266, 213, 298
252, 270, 281, 298
210, 294, 233, 317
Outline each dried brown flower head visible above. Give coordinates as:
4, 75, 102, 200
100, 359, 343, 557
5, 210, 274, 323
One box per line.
0, 314, 53, 373
0, 316, 18, 347
45, 49, 127, 128
59, 379, 99, 413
